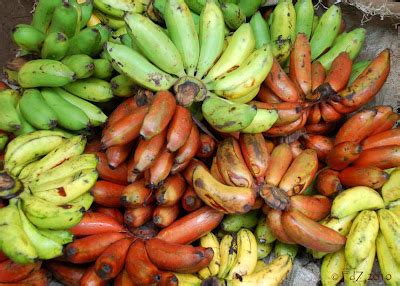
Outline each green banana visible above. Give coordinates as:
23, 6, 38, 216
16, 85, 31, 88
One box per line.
221, 2, 245, 31
3, 67, 19, 86
310, 5, 342, 60
18, 202, 63, 259
63, 78, 113, 102
382, 169, 400, 205
196, 0, 225, 79
311, 15, 319, 37
165, 0, 199, 76
66, 26, 101, 56
320, 249, 345, 286
274, 241, 298, 261
18, 59, 76, 88
0, 89, 21, 132
348, 60, 371, 86
48, 2, 78, 38
62, 54, 95, 79
0, 200, 38, 264
377, 209, 400, 265
204, 23, 255, 82
21, 193, 84, 230
294, 0, 314, 39
229, 86, 260, 104
38, 229, 73, 245
70, 192, 94, 211
19, 89, 58, 130
221, 210, 259, 232
121, 33, 136, 49
0, 134, 8, 151
237, 0, 261, 18
104, 42, 177, 91
34, 169, 98, 204
31, 0, 63, 33
41, 88, 90, 131
0, 172, 23, 199
79, 0, 94, 28
93, 10, 125, 29
376, 231, 400, 286
270, 0, 296, 64
93, 0, 143, 18
345, 210, 379, 268
12, 24, 45, 53
257, 242, 273, 260
110, 74, 136, 97
318, 28, 366, 70
240, 108, 278, 133
92, 59, 113, 79
91, 24, 111, 56
68, 0, 83, 35
255, 215, 276, 244
41, 32, 69, 60
125, 13, 185, 77
344, 243, 375, 286
191, 11, 200, 35
202, 94, 257, 132
184, 0, 205, 14
250, 11, 271, 49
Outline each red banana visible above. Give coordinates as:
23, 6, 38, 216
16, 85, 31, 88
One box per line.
316, 168, 342, 197
80, 265, 107, 286
352, 145, 400, 169
149, 148, 174, 189
320, 102, 343, 122
300, 134, 334, 161
45, 261, 85, 286
0, 260, 39, 283
182, 159, 208, 187
91, 180, 125, 208
181, 186, 203, 212
124, 205, 155, 229
155, 174, 186, 206
174, 124, 200, 165
311, 61, 326, 92
361, 128, 400, 150
95, 207, 124, 225
339, 166, 389, 189
153, 204, 180, 228
289, 33, 312, 96
307, 105, 322, 125
120, 179, 154, 208
266, 209, 295, 244
264, 143, 293, 186
326, 141, 362, 170
324, 52, 352, 92
114, 269, 135, 286
257, 85, 282, 103
96, 152, 128, 185
305, 122, 335, 135
369, 106, 399, 136
69, 212, 125, 236
289, 195, 331, 221
105, 143, 132, 169
166, 106, 193, 152
196, 133, 216, 159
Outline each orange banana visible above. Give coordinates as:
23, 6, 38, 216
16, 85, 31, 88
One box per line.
339, 166, 389, 189
155, 174, 186, 206
264, 59, 300, 103
265, 143, 293, 186
259, 184, 290, 211
85, 137, 102, 154
320, 102, 343, 122
278, 149, 319, 196
69, 212, 125, 236
289, 140, 304, 158
114, 269, 135, 286
324, 52, 352, 92
156, 206, 224, 244
307, 105, 322, 125
361, 128, 400, 150
257, 85, 282, 103
120, 179, 154, 208
45, 261, 85, 286
196, 133, 216, 159
289, 33, 312, 96
305, 122, 335, 135
264, 139, 275, 154
130, 221, 158, 240
352, 145, 400, 169
266, 111, 308, 137
149, 147, 174, 189
95, 207, 124, 225
281, 210, 346, 252
210, 157, 226, 184
335, 109, 377, 145
369, 106, 399, 136
140, 90, 177, 140
170, 160, 191, 175
289, 195, 331, 221
275, 108, 304, 127
159, 272, 178, 286
339, 49, 390, 107
316, 168, 342, 197
153, 204, 180, 228
326, 141, 362, 170
0, 260, 38, 283
266, 209, 296, 244
181, 186, 203, 212
124, 205, 155, 229
166, 106, 193, 152
299, 134, 334, 161
328, 99, 358, 114
311, 61, 326, 92
91, 180, 125, 208
145, 238, 214, 273
105, 143, 132, 169
96, 152, 128, 185
12, 270, 48, 286
174, 124, 200, 165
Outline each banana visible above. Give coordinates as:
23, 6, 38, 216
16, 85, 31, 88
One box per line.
79, 0, 94, 28
48, 2, 78, 38
69, 192, 94, 211
196, 0, 225, 79
110, 74, 136, 97
38, 228, 73, 245
198, 232, 220, 278
318, 28, 366, 70
41, 88, 90, 131
125, 13, 185, 77
222, 210, 259, 232
31, 0, 63, 33
275, 241, 298, 261
320, 249, 345, 286
250, 11, 271, 48
62, 54, 95, 79
229, 86, 260, 104
377, 209, 400, 265
0, 172, 23, 199
68, 0, 82, 35
0, 89, 21, 132
174, 273, 203, 286
311, 15, 319, 36
12, 24, 45, 52
0, 133, 8, 151
66, 26, 101, 56
34, 169, 98, 204
345, 210, 379, 268
202, 94, 257, 133
218, 233, 238, 279
344, 243, 375, 286
93, 0, 143, 18
55, 88, 107, 127
18, 59, 76, 88
208, 45, 273, 95
331, 186, 385, 218
165, 0, 199, 76
270, 0, 296, 64
294, 0, 314, 39
240, 108, 278, 133
93, 10, 125, 29
41, 32, 69, 61
184, 0, 205, 14
348, 60, 371, 86
92, 59, 113, 79
381, 168, 400, 205
21, 193, 85, 230
0, 200, 38, 264
376, 231, 400, 286
191, 11, 200, 35
310, 5, 342, 60
238, 0, 262, 18
18, 201, 63, 259
257, 241, 273, 259
255, 214, 276, 244
204, 23, 255, 82
221, 2, 245, 31
19, 89, 58, 130
64, 78, 113, 102
227, 228, 257, 279
104, 42, 177, 91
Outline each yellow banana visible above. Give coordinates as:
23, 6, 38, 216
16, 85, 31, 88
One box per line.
218, 233, 238, 279
198, 232, 220, 278
344, 243, 376, 286
376, 231, 400, 286
382, 168, 400, 206
174, 273, 202, 286
320, 249, 346, 286
229, 86, 260, 104
377, 209, 400, 265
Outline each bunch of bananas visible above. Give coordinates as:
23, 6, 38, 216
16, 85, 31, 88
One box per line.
0, 131, 98, 264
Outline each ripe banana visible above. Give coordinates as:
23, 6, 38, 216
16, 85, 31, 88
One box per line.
377, 209, 400, 265
331, 186, 384, 218
320, 249, 345, 286
218, 233, 238, 279
376, 231, 400, 285
174, 273, 203, 286
0, 89, 21, 132
229, 86, 260, 104
198, 232, 220, 278
344, 243, 376, 286
12, 24, 45, 53
381, 168, 400, 205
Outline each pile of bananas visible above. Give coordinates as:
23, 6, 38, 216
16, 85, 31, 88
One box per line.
0, 131, 97, 263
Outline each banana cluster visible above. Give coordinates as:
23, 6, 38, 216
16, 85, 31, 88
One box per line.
0, 131, 98, 264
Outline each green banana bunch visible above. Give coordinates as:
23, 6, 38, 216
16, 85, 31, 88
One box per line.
221, 2, 246, 31
191, 11, 200, 35
0, 89, 21, 132
221, 210, 259, 232
294, 0, 314, 39
377, 209, 400, 265
62, 54, 95, 79
64, 78, 113, 102
275, 242, 298, 261
93, 59, 113, 79
376, 231, 400, 285
110, 74, 136, 97
250, 11, 271, 49
104, 42, 177, 91
93, 0, 143, 18
202, 94, 257, 132
344, 243, 376, 286
48, 2, 78, 38
218, 233, 238, 278
198, 232, 221, 279
270, 0, 296, 64
12, 24, 45, 53
310, 5, 342, 60
41, 32, 69, 60
31, 0, 63, 33
311, 15, 319, 37
320, 249, 345, 286
18, 59, 75, 88
255, 214, 276, 244
345, 210, 379, 268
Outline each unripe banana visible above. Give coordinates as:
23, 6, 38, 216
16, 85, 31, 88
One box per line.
191, 11, 200, 35
0, 90, 21, 133
238, 0, 262, 18
79, 0, 94, 28
14, 104, 36, 136
48, 2, 78, 38
93, 59, 113, 79
110, 74, 136, 97
321, 249, 345, 286
62, 54, 95, 79
311, 15, 319, 37
255, 215, 276, 244
257, 242, 273, 259
240, 108, 278, 133
294, 0, 314, 39
250, 11, 271, 48
41, 32, 69, 60
66, 26, 101, 56
68, 0, 82, 35
275, 241, 298, 261
221, 2, 245, 31
64, 78, 113, 102
93, 0, 143, 18
184, 0, 205, 14
221, 210, 259, 232
12, 24, 45, 52
93, 10, 125, 30
31, 0, 63, 33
